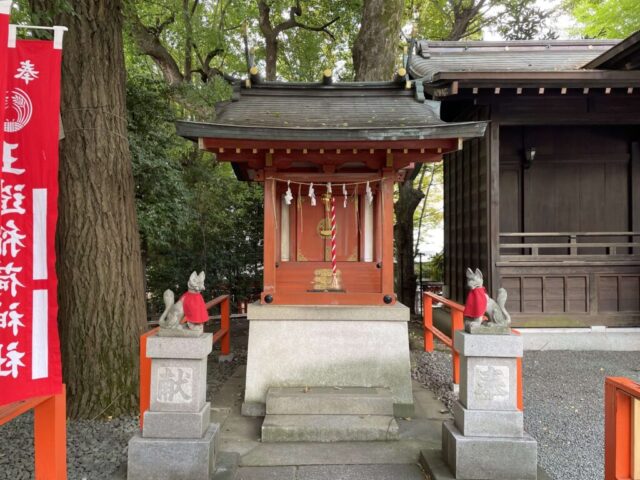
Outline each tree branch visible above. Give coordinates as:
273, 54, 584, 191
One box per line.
128, 13, 184, 86
295, 16, 340, 40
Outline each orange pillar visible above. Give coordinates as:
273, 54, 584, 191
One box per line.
424, 294, 433, 352
34, 386, 67, 480
380, 169, 395, 301
451, 309, 464, 385
262, 172, 277, 301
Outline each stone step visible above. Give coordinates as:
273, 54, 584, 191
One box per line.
265, 387, 395, 416
261, 414, 399, 442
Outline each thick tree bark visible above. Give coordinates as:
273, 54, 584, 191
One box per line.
352, 0, 403, 81
31, 0, 147, 418
394, 167, 424, 313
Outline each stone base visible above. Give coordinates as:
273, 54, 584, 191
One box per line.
243, 303, 413, 414
143, 402, 210, 439
466, 323, 512, 335
453, 401, 523, 438
127, 423, 219, 480
442, 421, 537, 480
420, 449, 550, 480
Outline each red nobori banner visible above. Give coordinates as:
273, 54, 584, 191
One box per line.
0, 1, 10, 152
0, 36, 63, 404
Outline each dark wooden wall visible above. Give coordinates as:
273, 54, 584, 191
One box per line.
443, 135, 490, 303
500, 126, 635, 235
496, 125, 640, 326
442, 93, 640, 326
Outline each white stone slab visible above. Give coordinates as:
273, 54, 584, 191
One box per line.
243, 316, 413, 413
146, 333, 213, 359
247, 303, 410, 322
454, 331, 522, 358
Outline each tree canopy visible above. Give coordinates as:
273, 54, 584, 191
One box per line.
565, 0, 640, 39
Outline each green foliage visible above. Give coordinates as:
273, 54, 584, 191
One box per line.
565, 0, 640, 39
496, 0, 557, 40
413, 163, 443, 256
420, 251, 444, 281
126, 76, 263, 315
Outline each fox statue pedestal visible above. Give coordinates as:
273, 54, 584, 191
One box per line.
420, 331, 540, 479
127, 333, 219, 480
433, 331, 538, 480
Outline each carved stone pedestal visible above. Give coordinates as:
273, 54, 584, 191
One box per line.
127, 333, 219, 480
441, 331, 538, 480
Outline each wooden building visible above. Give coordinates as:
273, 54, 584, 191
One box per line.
177, 81, 485, 306
409, 35, 640, 327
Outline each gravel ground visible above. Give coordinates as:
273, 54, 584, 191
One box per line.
0, 333, 247, 480
412, 348, 640, 480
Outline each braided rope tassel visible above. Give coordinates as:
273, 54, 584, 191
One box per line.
330, 195, 340, 289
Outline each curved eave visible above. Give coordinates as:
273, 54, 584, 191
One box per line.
409, 65, 640, 88
176, 120, 487, 143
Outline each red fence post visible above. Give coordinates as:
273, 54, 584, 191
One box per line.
423, 294, 434, 352
451, 309, 464, 385
220, 296, 231, 356
34, 385, 67, 480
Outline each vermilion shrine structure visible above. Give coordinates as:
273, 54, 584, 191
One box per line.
178, 80, 485, 418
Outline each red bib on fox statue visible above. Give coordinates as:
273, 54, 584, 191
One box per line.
463, 287, 487, 318
181, 291, 208, 324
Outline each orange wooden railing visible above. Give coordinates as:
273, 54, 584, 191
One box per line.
605, 377, 640, 480
139, 294, 232, 429
0, 386, 67, 479
423, 292, 523, 411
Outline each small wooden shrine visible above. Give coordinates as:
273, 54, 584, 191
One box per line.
178, 78, 485, 307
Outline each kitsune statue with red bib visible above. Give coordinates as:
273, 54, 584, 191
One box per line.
463, 268, 511, 334
158, 271, 209, 337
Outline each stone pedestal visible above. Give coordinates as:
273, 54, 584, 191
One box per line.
242, 303, 413, 417
441, 331, 538, 480
128, 333, 219, 480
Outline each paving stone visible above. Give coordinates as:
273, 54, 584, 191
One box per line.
266, 387, 394, 415
235, 466, 297, 480
261, 414, 399, 442
297, 464, 427, 480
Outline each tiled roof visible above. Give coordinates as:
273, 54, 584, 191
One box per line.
410, 39, 619, 81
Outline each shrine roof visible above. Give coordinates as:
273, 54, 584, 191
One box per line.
409, 39, 620, 82
176, 82, 486, 143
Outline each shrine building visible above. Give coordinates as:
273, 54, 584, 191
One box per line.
178, 78, 486, 418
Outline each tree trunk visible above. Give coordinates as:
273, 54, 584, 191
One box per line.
265, 35, 278, 81
31, 0, 147, 418
394, 168, 424, 313
352, 0, 403, 81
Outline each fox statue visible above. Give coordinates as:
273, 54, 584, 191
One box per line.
464, 268, 511, 333
158, 271, 208, 337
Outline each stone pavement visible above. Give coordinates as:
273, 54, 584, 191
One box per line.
208, 365, 451, 480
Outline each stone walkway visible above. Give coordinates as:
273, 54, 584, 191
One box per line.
203, 366, 451, 480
